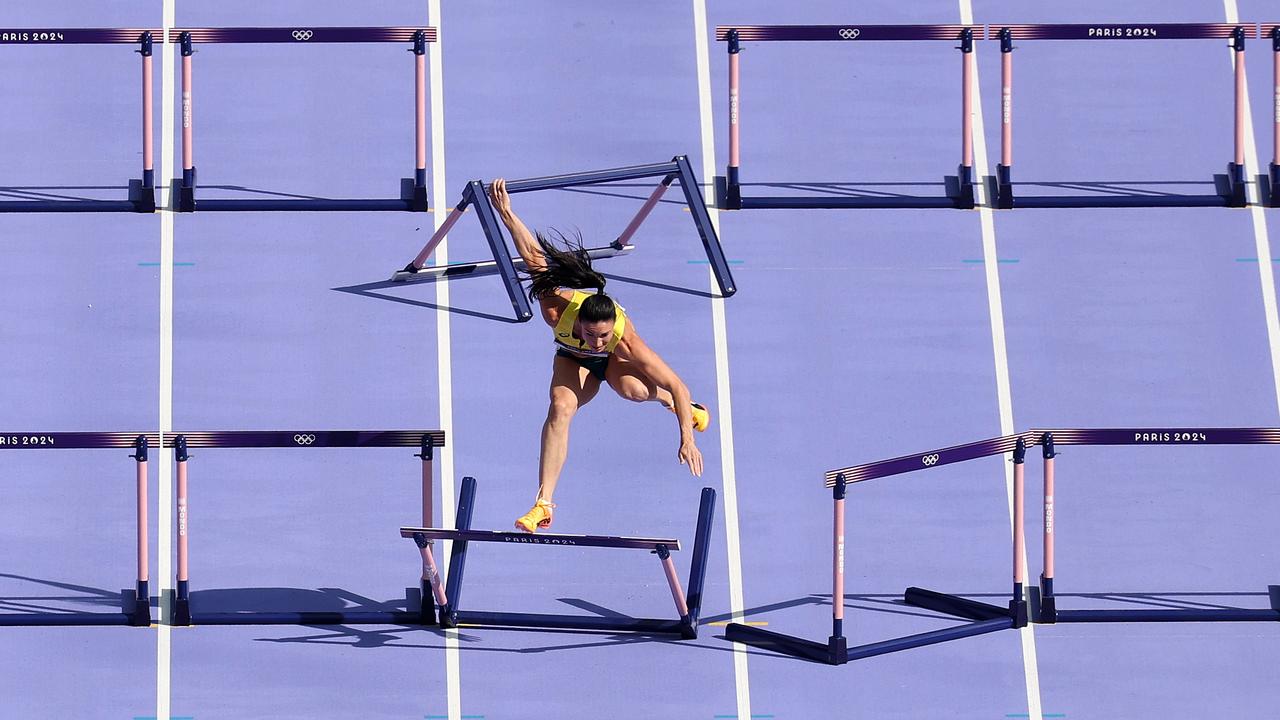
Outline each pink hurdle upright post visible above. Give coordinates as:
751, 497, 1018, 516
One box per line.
960, 27, 974, 172
1233, 28, 1246, 169
130, 436, 152, 625
829, 473, 848, 658
416, 436, 447, 610
1273, 27, 1279, 166
407, 202, 468, 272
726, 30, 741, 207
614, 176, 674, 248
1000, 29, 1013, 169
412, 30, 428, 208
1010, 437, 1028, 626
1039, 433, 1057, 622
657, 545, 691, 620
140, 32, 154, 190
179, 33, 195, 210
174, 436, 192, 625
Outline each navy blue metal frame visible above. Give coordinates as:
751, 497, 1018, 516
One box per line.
395, 155, 736, 323
431, 476, 715, 638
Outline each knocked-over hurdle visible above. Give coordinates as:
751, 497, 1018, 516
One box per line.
714, 24, 979, 210
0, 432, 157, 626
169, 27, 437, 212
990, 23, 1256, 209
402, 476, 716, 637
727, 434, 1031, 665
168, 429, 445, 626
1032, 429, 1280, 624
390, 156, 736, 323
0, 29, 157, 213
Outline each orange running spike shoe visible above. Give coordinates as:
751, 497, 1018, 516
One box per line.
515, 498, 555, 533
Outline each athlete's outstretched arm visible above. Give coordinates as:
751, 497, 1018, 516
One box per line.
489, 178, 546, 274
615, 331, 704, 477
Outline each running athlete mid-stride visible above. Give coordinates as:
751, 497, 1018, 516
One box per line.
488, 179, 710, 533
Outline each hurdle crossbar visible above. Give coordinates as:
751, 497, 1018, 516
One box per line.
714, 24, 979, 210
1268, 24, 1280, 207
406, 476, 715, 638
390, 155, 736, 323
990, 23, 1257, 209
0, 432, 159, 626
166, 429, 445, 626
169, 27, 436, 212
729, 433, 1032, 665
0, 29, 158, 213
1031, 428, 1280, 624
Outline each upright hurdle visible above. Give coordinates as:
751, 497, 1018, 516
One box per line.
1269, 24, 1280, 207
714, 25, 979, 210
401, 476, 716, 638
389, 155, 736, 323
0, 29, 157, 213
167, 429, 445, 626
169, 27, 436, 212
990, 23, 1256, 209
726, 434, 1031, 665
1032, 428, 1280, 624
0, 432, 156, 626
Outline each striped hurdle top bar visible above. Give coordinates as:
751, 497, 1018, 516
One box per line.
497, 161, 681, 194
168, 27, 437, 43
0, 28, 160, 44
824, 432, 1039, 487
1031, 427, 1280, 446
401, 527, 680, 551
988, 23, 1256, 40
164, 430, 445, 449
1264, 24, 1280, 39
0, 432, 159, 449
715, 25, 979, 42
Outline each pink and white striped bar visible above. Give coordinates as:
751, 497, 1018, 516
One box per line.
141, 33, 153, 186
166, 27, 436, 44
1235, 32, 1247, 168
1268, 24, 1279, 166
728, 47, 740, 170
1001, 40, 1012, 168
137, 449, 149, 589
181, 45, 193, 175
961, 35, 973, 169
176, 451, 189, 586
415, 46, 427, 180
419, 543, 448, 607
1013, 446, 1025, 589
833, 475, 846, 630
615, 176, 674, 247
1043, 439, 1055, 582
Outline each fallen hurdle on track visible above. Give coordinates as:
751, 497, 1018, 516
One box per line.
403, 476, 716, 638
390, 155, 736, 322
0, 432, 158, 626
714, 25, 979, 210
726, 434, 1032, 664
1030, 428, 1280, 624
0, 30, 158, 213
169, 27, 436, 212
990, 23, 1256, 209
167, 429, 445, 626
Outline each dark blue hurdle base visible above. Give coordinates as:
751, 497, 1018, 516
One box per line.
434, 476, 716, 639
993, 163, 1247, 209
0, 178, 156, 213
1032, 581, 1280, 624
716, 165, 976, 210
170, 585, 432, 627
175, 169, 427, 212
0, 582, 152, 627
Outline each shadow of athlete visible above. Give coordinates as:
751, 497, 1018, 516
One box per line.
489, 179, 710, 533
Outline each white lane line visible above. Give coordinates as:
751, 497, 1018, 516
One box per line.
156, 0, 176, 718
958, 2, 1043, 718
425, 1, 462, 719
691, 3, 751, 719
1223, 1, 1280, 414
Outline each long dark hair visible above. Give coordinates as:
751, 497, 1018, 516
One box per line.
526, 229, 616, 323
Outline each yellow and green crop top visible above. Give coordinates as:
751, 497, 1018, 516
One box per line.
553, 290, 627, 357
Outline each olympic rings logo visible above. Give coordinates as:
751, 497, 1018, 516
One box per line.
921, 454, 940, 467
838, 28, 860, 40
292, 30, 313, 41
293, 434, 316, 445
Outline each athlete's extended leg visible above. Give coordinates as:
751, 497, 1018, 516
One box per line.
516, 354, 600, 531
605, 358, 710, 431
